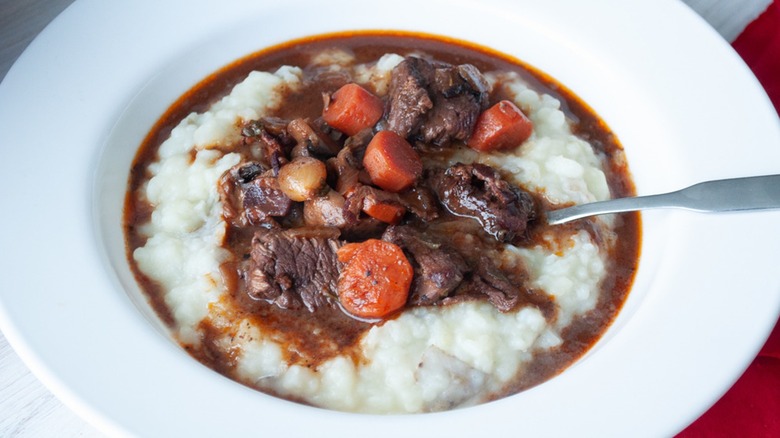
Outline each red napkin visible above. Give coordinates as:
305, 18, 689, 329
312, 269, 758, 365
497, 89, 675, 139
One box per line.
678, 2, 780, 436
733, 0, 780, 117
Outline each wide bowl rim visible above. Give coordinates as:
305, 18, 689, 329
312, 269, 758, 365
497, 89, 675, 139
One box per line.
1, 0, 779, 436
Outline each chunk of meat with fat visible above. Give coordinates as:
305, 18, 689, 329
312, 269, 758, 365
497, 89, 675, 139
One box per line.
429, 163, 535, 242
386, 57, 434, 140
386, 57, 490, 146
246, 227, 343, 312
398, 184, 440, 222
382, 225, 467, 305
466, 255, 520, 312
218, 162, 293, 227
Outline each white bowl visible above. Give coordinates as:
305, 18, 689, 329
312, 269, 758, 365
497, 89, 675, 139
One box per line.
1, 0, 779, 436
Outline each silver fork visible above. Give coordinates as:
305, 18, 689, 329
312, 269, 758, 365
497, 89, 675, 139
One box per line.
546, 174, 780, 225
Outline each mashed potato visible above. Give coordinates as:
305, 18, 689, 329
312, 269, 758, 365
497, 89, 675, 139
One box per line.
131, 50, 623, 413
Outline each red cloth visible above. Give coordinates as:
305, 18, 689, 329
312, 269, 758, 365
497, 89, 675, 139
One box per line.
733, 0, 780, 117
678, 2, 780, 436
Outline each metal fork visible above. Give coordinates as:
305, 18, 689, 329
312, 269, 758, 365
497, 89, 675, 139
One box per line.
546, 175, 780, 225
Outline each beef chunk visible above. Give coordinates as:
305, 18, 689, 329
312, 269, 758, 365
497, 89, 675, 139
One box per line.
386, 57, 490, 147
398, 184, 440, 222
382, 226, 467, 305
218, 162, 293, 227
467, 255, 556, 317
242, 177, 293, 223
429, 163, 535, 242
422, 65, 489, 145
246, 228, 342, 312
467, 255, 520, 312
386, 57, 435, 139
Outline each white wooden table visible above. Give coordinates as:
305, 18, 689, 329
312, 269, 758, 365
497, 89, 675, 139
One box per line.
0, 0, 772, 436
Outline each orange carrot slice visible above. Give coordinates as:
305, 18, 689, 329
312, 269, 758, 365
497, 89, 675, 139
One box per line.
337, 239, 412, 319
322, 83, 384, 136
363, 130, 422, 193
467, 100, 533, 152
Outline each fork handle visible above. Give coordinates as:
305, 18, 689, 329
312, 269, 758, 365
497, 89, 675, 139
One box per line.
546, 174, 780, 225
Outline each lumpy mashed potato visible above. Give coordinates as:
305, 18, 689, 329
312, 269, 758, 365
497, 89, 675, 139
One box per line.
129, 43, 630, 413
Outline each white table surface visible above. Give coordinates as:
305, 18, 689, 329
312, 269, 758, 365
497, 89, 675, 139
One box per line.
0, 0, 773, 436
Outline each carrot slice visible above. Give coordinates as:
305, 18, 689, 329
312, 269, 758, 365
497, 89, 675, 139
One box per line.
362, 198, 406, 224
337, 242, 363, 263
467, 100, 533, 152
337, 239, 413, 319
322, 83, 384, 136
363, 130, 423, 192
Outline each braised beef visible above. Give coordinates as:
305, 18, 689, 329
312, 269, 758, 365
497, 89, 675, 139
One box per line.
398, 184, 440, 222
421, 64, 489, 145
247, 227, 342, 312
218, 162, 293, 227
386, 57, 434, 139
386, 56, 489, 147
381, 225, 554, 316
430, 163, 536, 242
382, 226, 467, 305
468, 255, 555, 317
243, 177, 293, 222
465, 255, 520, 311
339, 217, 387, 242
